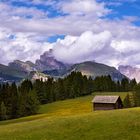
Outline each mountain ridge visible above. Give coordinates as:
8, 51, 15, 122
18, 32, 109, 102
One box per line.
0, 50, 127, 82
118, 65, 140, 82
68, 61, 126, 81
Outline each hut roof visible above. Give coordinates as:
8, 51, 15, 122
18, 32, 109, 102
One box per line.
92, 95, 120, 104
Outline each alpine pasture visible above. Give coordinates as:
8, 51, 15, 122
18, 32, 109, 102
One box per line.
0, 92, 140, 140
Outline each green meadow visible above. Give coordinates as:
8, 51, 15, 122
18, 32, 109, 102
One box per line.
0, 92, 140, 140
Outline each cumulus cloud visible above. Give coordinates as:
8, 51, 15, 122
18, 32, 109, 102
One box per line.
53, 31, 112, 64
111, 40, 140, 53
59, 0, 110, 17
0, 0, 140, 68
0, 0, 110, 35
48, 29, 140, 68
0, 29, 52, 64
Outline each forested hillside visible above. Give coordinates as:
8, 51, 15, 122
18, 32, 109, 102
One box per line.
0, 71, 139, 121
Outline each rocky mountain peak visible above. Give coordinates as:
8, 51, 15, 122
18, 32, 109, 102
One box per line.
35, 49, 69, 71
118, 65, 140, 82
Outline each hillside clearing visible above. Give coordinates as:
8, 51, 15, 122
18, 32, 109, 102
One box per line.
0, 92, 139, 140
39, 92, 129, 116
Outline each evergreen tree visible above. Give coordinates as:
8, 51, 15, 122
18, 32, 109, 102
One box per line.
33, 79, 46, 104
88, 76, 94, 93
121, 78, 129, 92
123, 94, 131, 108
129, 79, 137, 91
116, 81, 121, 92
10, 82, 19, 118
18, 89, 40, 117
133, 84, 140, 107
44, 78, 54, 103
25, 90, 40, 115
19, 79, 33, 94
0, 102, 7, 120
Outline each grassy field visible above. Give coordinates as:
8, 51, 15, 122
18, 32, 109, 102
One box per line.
39, 92, 128, 117
0, 92, 140, 140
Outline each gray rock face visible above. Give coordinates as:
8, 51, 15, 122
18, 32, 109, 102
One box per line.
118, 65, 140, 82
34, 49, 126, 80
8, 60, 36, 72
28, 71, 49, 82
35, 50, 69, 72
3, 49, 127, 82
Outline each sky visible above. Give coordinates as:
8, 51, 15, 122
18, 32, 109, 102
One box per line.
0, 0, 140, 68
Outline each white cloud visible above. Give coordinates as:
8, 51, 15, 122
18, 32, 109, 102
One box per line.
59, 0, 110, 17
53, 31, 113, 64
0, 0, 112, 35
0, 0, 140, 68
48, 29, 140, 68
111, 40, 140, 53
0, 30, 52, 64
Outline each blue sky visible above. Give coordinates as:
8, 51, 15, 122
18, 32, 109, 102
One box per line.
0, 0, 140, 68
9, 0, 140, 22
7, 0, 140, 42
103, 0, 140, 24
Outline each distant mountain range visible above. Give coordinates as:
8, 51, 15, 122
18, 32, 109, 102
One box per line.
118, 65, 140, 82
0, 63, 28, 83
0, 50, 127, 83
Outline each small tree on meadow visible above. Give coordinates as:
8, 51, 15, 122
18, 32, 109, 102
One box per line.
133, 84, 140, 107
123, 94, 131, 108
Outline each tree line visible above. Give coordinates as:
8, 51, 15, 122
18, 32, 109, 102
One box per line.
0, 81, 39, 120
0, 71, 139, 121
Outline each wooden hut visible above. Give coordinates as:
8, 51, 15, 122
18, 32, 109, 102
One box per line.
92, 95, 123, 111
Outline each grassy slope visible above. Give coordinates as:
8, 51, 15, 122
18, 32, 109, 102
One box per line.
0, 92, 140, 140
39, 92, 128, 116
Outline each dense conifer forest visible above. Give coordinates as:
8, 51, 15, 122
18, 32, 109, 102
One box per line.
0, 71, 139, 121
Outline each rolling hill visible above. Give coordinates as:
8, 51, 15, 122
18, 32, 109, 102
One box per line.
0, 92, 140, 140
69, 61, 126, 81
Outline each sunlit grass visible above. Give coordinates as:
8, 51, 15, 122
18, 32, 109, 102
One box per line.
39, 92, 128, 117
0, 92, 139, 140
